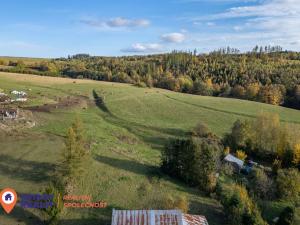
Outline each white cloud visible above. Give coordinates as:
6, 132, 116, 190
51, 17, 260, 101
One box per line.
131, 19, 150, 27
233, 26, 243, 31
212, 0, 299, 19
177, 0, 259, 3
106, 17, 150, 27
188, 0, 300, 49
180, 29, 188, 33
193, 21, 202, 25
206, 22, 215, 26
161, 32, 186, 43
121, 43, 162, 53
80, 17, 150, 29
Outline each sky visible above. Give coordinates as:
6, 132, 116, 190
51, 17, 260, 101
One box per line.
0, 0, 299, 57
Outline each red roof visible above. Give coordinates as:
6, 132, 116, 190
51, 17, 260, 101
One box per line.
111, 210, 208, 225
183, 214, 208, 225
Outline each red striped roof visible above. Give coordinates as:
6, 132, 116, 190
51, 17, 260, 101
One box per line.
111, 210, 208, 225
182, 214, 208, 225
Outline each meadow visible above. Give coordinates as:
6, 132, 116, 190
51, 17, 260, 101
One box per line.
1, 72, 300, 225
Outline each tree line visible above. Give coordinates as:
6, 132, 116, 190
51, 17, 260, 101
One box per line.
1, 46, 300, 109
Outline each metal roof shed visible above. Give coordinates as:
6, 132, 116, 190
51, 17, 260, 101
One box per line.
111, 209, 209, 225
224, 153, 244, 169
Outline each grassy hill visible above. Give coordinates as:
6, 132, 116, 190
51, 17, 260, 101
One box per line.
1, 72, 300, 225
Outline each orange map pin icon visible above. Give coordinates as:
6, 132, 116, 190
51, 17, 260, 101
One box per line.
0, 188, 17, 214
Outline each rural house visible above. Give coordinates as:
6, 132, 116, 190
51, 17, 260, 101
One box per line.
111, 209, 209, 225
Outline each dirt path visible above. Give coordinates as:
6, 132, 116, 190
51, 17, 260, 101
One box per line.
23, 96, 89, 112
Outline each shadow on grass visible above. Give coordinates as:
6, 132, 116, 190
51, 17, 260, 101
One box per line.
58, 219, 110, 225
92, 90, 186, 149
0, 154, 55, 183
1, 205, 111, 225
0, 205, 46, 225
189, 199, 226, 225
93, 154, 157, 176
92, 90, 112, 115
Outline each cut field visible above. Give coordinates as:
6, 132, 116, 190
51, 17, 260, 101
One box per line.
1, 72, 300, 225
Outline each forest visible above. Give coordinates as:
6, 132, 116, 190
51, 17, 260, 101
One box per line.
162, 113, 300, 225
1, 46, 300, 109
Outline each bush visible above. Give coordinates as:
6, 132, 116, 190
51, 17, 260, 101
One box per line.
276, 169, 300, 201
292, 143, 300, 168
272, 159, 282, 174
174, 196, 189, 213
43, 183, 64, 225
245, 83, 260, 100
219, 183, 267, 225
276, 206, 295, 225
225, 119, 252, 151
112, 72, 132, 83
134, 81, 147, 88
192, 80, 213, 96
191, 122, 211, 137
161, 136, 222, 192
249, 168, 274, 199
231, 85, 246, 98
220, 163, 234, 176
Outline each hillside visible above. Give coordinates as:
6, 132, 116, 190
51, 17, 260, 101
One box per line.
1, 72, 300, 225
1, 50, 300, 111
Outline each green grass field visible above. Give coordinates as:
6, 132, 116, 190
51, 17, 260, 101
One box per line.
1, 72, 300, 225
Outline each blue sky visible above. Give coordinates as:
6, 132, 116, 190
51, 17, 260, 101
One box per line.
0, 0, 299, 57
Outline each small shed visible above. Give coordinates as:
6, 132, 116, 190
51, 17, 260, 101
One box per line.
0, 108, 18, 120
111, 209, 209, 225
224, 154, 244, 172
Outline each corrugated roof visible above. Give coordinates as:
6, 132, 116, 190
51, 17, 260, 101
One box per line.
111, 209, 208, 225
182, 214, 209, 225
224, 153, 244, 168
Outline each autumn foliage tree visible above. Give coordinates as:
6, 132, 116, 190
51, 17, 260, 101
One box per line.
276, 169, 300, 201
293, 143, 300, 168
258, 85, 285, 105
218, 184, 267, 225
226, 113, 292, 161
61, 117, 89, 187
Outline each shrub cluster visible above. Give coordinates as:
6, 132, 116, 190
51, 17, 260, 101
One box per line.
161, 123, 222, 193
